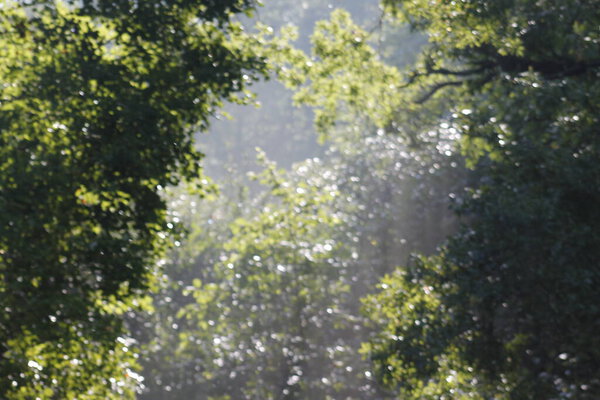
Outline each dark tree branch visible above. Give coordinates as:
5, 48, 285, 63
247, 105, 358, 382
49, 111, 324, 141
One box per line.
427, 65, 491, 77
405, 46, 600, 104
473, 44, 600, 79
415, 80, 463, 104
404, 63, 492, 88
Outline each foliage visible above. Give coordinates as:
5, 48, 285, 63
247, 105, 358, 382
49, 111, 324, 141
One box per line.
135, 4, 468, 398
270, 9, 452, 142
140, 119, 465, 398
196, 0, 385, 178
262, 0, 600, 398
382, 0, 600, 103
363, 255, 493, 399
0, 1, 268, 398
362, 1, 600, 398
141, 153, 366, 399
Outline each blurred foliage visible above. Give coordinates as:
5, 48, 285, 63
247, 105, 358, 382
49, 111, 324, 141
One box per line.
6, 0, 594, 399
196, 0, 382, 178
139, 131, 464, 399
177, 153, 354, 399
133, 1, 464, 398
269, 9, 453, 143
136, 1, 466, 399
0, 0, 269, 398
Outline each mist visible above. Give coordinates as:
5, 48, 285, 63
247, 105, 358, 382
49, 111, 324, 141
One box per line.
134, 1, 463, 399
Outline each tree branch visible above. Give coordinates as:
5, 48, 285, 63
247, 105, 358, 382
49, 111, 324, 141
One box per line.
415, 80, 463, 104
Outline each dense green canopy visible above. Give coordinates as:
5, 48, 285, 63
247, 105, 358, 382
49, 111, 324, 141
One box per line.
1, 0, 598, 398
364, 0, 600, 398
0, 1, 267, 398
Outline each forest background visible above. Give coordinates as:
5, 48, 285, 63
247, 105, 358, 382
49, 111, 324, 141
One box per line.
0, 0, 598, 399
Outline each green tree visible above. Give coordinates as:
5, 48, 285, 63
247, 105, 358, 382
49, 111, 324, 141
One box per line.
136, 7, 465, 398
197, 0, 382, 179
142, 154, 363, 399
266, 1, 600, 397
140, 130, 466, 399
362, 0, 600, 398
0, 1, 268, 398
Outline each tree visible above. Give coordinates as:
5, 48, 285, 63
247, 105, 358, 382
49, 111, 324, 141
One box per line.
140, 154, 366, 399
362, 0, 600, 398
135, 7, 466, 397
0, 1, 268, 398
259, 0, 600, 397
139, 129, 463, 399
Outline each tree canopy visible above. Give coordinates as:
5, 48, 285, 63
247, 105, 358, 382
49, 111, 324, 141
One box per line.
361, 0, 600, 398
1, 0, 599, 399
259, 0, 600, 397
0, 1, 268, 398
